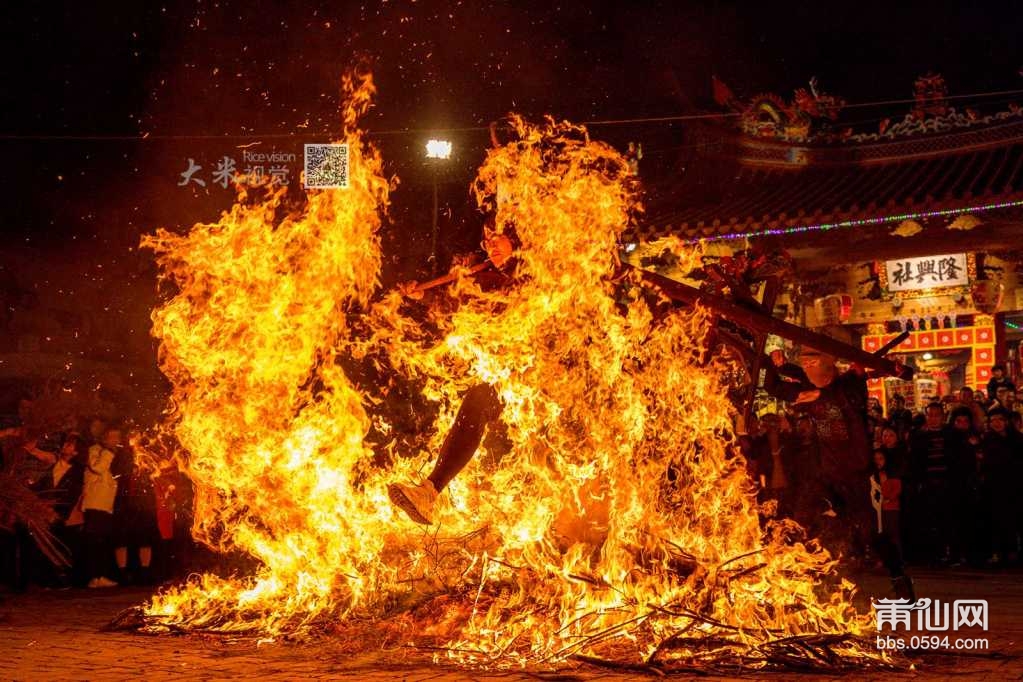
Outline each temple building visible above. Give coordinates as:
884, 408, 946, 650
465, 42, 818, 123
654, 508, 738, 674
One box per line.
629, 74, 1023, 411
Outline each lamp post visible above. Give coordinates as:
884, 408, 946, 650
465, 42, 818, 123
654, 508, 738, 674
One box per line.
425, 139, 452, 276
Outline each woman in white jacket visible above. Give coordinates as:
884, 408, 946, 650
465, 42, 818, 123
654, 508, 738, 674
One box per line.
82, 427, 121, 588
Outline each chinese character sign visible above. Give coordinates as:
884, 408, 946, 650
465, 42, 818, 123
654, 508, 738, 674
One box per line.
884, 253, 969, 292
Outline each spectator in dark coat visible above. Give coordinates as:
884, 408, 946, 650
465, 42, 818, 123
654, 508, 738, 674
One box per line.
908, 402, 954, 564
945, 407, 982, 565
987, 364, 1017, 407
113, 443, 161, 585
887, 394, 913, 439
981, 407, 1023, 565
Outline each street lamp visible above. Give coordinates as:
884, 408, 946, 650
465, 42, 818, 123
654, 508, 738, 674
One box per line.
425, 139, 452, 275
425, 139, 452, 160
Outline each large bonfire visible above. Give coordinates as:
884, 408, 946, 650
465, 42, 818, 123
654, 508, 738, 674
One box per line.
135, 70, 887, 672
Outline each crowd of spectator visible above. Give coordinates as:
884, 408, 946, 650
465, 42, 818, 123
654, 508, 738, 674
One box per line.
1, 400, 193, 591
746, 363, 1023, 569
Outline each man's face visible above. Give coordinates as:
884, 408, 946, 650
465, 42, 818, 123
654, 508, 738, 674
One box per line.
60, 440, 78, 461
103, 429, 122, 448
925, 407, 944, 428
960, 388, 973, 403
997, 387, 1010, 404
882, 429, 899, 448
798, 350, 837, 388
953, 415, 971, 431
992, 368, 1004, 379
990, 414, 1008, 434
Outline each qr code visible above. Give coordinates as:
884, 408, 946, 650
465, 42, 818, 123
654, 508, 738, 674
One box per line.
304, 143, 349, 188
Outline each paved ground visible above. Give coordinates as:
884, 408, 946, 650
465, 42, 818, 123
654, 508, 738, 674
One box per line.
1, 568, 1021, 681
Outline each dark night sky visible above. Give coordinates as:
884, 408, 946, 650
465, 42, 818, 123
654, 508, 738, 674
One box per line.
0, 1, 1020, 408
4, 1, 1022, 242
6, 2, 1023, 135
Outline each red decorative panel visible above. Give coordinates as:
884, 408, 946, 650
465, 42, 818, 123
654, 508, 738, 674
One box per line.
936, 332, 954, 347
916, 332, 935, 348
956, 329, 975, 345
976, 327, 994, 344
973, 346, 994, 365
863, 336, 881, 352
898, 334, 917, 350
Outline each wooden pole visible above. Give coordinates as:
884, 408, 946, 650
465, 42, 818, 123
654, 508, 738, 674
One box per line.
742, 276, 779, 425
634, 268, 913, 379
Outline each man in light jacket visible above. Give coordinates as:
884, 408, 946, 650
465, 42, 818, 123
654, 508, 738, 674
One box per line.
82, 427, 122, 588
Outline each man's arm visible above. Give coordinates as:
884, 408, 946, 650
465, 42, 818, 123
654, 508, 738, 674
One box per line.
762, 360, 810, 403
88, 448, 113, 475
23, 440, 57, 466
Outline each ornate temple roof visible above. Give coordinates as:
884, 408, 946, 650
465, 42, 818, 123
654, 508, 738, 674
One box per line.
636, 118, 1023, 243
633, 75, 1023, 244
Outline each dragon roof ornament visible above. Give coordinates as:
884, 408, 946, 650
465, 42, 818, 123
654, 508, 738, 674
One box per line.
713, 72, 1023, 145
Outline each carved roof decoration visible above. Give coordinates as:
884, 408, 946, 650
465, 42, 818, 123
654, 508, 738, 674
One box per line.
634, 74, 1023, 243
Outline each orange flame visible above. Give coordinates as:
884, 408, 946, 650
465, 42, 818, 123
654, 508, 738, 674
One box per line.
143, 74, 877, 668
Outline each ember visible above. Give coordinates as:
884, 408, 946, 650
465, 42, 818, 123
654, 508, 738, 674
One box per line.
129, 70, 895, 673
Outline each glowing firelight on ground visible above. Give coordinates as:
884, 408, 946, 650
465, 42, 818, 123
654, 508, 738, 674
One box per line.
137, 69, 888, 672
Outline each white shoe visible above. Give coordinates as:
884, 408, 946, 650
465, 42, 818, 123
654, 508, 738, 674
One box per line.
388, 480, 438, 525
88, 576, 118, 588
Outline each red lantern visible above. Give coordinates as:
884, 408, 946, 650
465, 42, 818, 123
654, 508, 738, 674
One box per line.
970, 281, 1004, 314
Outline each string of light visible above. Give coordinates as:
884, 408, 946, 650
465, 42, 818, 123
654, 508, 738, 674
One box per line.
676, 198, 1023, 245
4, 87, 1023, 142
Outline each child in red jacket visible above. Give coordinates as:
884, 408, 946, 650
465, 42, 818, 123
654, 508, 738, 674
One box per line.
870, 449, 914, 601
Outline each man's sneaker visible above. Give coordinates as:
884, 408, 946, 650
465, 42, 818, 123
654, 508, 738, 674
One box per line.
388, 480, 438, 525
88, 577, 118, 589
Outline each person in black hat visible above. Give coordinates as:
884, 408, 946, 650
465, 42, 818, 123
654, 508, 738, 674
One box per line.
763, 350, 868, 529
764, 344, 915, 599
